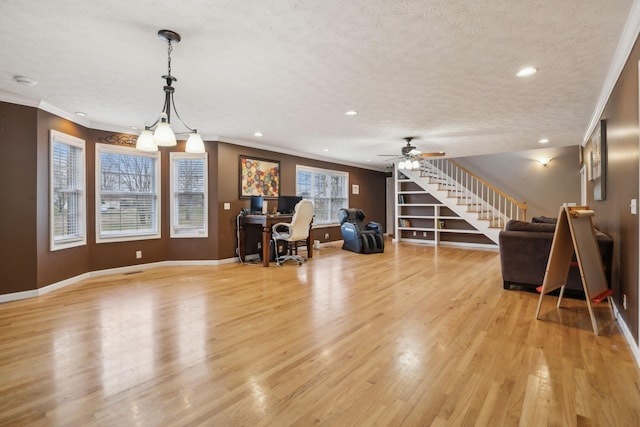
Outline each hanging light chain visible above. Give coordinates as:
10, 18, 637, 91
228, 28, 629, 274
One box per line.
166, 39, 173, 77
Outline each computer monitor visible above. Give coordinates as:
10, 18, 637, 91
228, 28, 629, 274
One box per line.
250, 195, 263, 214
278, 195, 303, 214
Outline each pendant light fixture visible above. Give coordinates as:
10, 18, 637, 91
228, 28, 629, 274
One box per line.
136, 30, 205, 153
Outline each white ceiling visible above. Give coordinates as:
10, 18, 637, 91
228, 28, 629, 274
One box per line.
0, 0, 635, 170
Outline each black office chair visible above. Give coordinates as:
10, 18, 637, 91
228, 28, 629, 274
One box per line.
338, 208, 384, 254
271, 200, 314, 265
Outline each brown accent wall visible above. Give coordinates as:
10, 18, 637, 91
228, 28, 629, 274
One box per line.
0, 103, 38, 293
36, 110, 91, 287
216, 143, 387, 259
0, 101, 387, 295
82, 130, 223, 270
166, 140, 220, 261
584, 36, 640, 343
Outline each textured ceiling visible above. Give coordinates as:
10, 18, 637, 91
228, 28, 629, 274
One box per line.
0, 0, 634, 170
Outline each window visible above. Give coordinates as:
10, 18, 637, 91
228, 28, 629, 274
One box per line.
296, 165, 348, 225
96, 143, 161, 242
50, 131, 86, 250
170, 152, 208, 238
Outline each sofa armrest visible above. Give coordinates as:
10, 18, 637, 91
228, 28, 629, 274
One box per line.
499, 230, 553, 286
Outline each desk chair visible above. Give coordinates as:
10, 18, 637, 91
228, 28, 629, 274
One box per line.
271, 200, 314, 265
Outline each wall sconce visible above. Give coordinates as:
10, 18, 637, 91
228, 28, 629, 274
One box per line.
538, 157, 552, 166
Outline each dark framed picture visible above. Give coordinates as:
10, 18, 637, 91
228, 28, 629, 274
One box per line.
591, 119, 607, 201
578, 144, 584, 165
239, 156, 280, 198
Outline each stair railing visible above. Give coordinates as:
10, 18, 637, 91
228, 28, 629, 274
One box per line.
422, 158, 527, 228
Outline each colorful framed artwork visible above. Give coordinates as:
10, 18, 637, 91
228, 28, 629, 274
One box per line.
239, 156, 280, 198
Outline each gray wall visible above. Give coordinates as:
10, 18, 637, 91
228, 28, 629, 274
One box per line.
455, 145, 581, 220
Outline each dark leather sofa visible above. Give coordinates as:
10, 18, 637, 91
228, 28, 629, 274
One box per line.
499, 217, 613, 296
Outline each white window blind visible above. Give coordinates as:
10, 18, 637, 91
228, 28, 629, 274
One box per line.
296, 165, 348, 225
50, 131, 86, 250
96, 144, 161, 242
170, 153, 208, 238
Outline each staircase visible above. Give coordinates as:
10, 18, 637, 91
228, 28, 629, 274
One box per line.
396, 159, 526, 246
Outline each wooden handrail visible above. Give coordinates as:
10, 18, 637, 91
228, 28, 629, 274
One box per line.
448, 159, 527, 214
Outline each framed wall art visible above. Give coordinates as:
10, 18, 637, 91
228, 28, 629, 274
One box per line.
591, 119, 607, 201
239, 156, 280, 198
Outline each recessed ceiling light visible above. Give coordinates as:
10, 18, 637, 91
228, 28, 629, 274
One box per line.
323, 148, 329, 152
538, 138, 549, 144
517, 67, 538, 77
14, 75, 37, 86
254, 132, 263, 137
75, 112, 87, 117
344, 110, 358, 116
130, 126, 139, 130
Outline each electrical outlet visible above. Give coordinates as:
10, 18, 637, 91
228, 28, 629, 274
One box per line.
257, 242, 261, 249
136, 250, 142, 259
623, 294, 627, 310
324, 233, 329, 239
224, 202, 230, 210
423, 231, 427, 237
413, 231, 417, 236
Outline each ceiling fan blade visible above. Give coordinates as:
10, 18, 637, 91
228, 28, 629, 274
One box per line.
419, 152, 446, 157
377, 154, 400, 157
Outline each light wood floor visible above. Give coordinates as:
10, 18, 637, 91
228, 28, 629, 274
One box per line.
1, 241, 639, 426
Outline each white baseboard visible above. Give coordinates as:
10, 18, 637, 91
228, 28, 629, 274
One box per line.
394, 238, 498, 250
305, 242, 337, 250
38, 272, 94, 296
0, 289, 39, 303
612, 301, 640, 369
0, 257, 239, 303
438, 241, 499, 250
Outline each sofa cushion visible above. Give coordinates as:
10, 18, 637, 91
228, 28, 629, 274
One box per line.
532, 216, 558, 224
505, 220, 556, 233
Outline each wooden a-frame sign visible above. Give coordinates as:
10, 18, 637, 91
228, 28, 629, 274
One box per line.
534, 206, 614, 335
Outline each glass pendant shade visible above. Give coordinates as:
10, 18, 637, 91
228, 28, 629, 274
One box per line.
154, 119, 177, 147
398, 161, 406, 170
185, 132, 205, 153
136, 129, 158, 152
412, 160, 420, 169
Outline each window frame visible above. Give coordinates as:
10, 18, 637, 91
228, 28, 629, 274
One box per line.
95, 143, 161, 243
296, 165, 349, 226
170, 152, 208, 238
50, 130, 86, 251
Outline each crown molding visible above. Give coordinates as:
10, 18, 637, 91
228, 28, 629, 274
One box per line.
0, 92, 383, 172
89, 121, 145, 136
0, 90, 40, 108
219, 137, 386, 172
583, 0, 640, 145
38, 101, 90, 127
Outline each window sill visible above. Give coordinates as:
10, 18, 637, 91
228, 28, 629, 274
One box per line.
312, 223, 340, 229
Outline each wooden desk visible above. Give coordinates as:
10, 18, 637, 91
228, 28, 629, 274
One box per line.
239, 214, 314, 267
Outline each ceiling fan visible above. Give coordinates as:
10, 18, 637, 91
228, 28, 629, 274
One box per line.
378, 137, 445, 160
